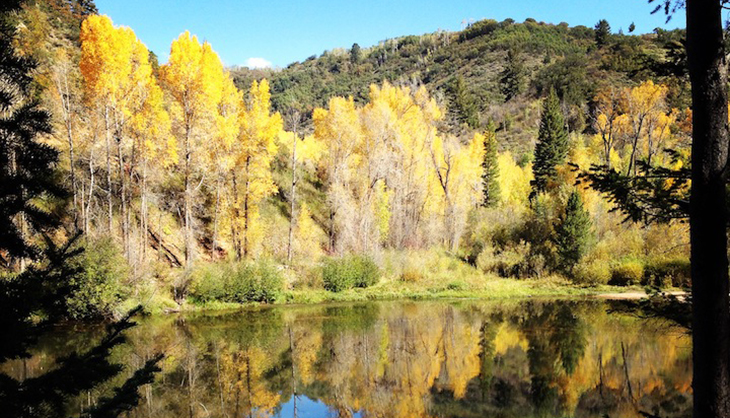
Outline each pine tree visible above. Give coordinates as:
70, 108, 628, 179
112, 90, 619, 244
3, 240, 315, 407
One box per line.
0, 13, 62, 266
531, 88, 568, 196
350, 43, 361, 64
0, 5, 161, 416
499, 47, 525, 102
448, 75, 479, 129
481, 125, 501, 206
553, 190, 593, 271
594, 19, 611, 47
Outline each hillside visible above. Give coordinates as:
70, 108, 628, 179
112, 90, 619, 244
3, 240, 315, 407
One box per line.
231, 19, 687, 158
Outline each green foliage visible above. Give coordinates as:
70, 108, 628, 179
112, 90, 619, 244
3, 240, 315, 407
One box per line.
554, 190, 594, 272
0, 20, 61, 263
322, 254, 380, 292
532, 54, 592, 107
481, 126, 501, 207
594, 19, 611, 47
609, 259, 644, 286
571, 258, 611, 285
350, 43, 361, 64
499, 47, 525, 101
447, 75, 480, 129
531, 88, 569, 195
644, 257, 691, 288
477, 242, 546, 278
189, 260, 284, 304
65, 238, 128, 319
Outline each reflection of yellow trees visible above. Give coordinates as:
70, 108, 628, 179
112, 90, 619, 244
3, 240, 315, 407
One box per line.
219, 344, 280, 418
12, 302, 692, 418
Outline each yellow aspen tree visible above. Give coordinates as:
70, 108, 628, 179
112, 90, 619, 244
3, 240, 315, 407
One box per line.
294, 203, 322, 260
282, 126, 323, 263
313, 96, 361, 253
80, 15, 160, 257
623, 80, 669, 175
370, 83, 441, 248
159, 31, 224, 264
428, 133, 483, 250
232, 79, 282, 259
210, 75, 240, 253
594, 87, 629, 168
129, 77, 175, 262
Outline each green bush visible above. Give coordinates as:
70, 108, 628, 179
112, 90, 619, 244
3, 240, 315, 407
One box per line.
476, 242, 546, 279
571, 259, 611, 286
189, 260, 283, 304
322, 255, 380, 292
644, 257, 691, 288
610, 259, 644, 286
66, 238, 129, 319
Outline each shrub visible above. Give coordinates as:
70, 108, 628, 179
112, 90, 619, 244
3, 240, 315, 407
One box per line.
189, 260, 283, 304
66, 238, 129, 319
644, 257, 691, 288
477, 242, 545, 278
571, 259, 611, 286
610, 259, 644, 286
322, 255, 380, 292
446, 280, 467, 291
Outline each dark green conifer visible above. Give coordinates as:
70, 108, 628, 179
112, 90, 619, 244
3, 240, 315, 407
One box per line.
499, 47, 525, 101
554, 189, 593, 271
448, 75, 480, 129
481, 124, 501, 206
594, 19, 611, 47
531, 88, 569, 196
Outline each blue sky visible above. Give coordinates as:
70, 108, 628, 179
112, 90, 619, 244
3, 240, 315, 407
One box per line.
95, 0, 685, 69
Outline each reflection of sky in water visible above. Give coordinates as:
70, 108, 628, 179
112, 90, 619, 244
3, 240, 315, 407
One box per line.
276, 395, 362, 418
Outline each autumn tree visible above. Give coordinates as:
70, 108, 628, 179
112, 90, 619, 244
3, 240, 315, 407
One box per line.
623, 80, 670, 175
313, 96, 361, 253
531, 88, 569, 196
593, 87, 628, 168
79, 15, 163, 260
231, 79, 282, 259
160, 31, 224, 264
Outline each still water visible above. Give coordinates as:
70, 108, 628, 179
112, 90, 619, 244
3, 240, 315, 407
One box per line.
8, 299, 692, 418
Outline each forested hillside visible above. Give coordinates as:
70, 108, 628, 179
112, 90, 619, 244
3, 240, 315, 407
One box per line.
3, 0, 692, 315
232, 18, 687, 158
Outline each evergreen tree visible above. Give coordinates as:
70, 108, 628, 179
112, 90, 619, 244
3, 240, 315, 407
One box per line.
0, 6, 64, 267
0, 4, 161, 416
499, 47, 525, 101
553, 190, 593, 271
350, 43, 361, 64
531, 88, 569, 196
481, 125, 501, 206
594, 19, 611, 47
448, 75, 480, 129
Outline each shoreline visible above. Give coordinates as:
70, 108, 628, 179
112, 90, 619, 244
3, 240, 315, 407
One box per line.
158, 281, 687, 315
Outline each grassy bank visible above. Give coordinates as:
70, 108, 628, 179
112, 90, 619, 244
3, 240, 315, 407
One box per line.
69, 246, 681, 317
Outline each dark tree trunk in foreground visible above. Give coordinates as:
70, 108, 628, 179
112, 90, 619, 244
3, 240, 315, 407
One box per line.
686, 0, 730, 416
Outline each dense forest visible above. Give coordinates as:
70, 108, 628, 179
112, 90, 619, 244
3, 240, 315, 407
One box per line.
2, 0, 693, 318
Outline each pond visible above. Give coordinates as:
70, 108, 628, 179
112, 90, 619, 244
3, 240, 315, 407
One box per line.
5, 299, 692, 418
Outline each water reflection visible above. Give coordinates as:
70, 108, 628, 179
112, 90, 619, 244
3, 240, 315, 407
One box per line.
5, 300, 692, 417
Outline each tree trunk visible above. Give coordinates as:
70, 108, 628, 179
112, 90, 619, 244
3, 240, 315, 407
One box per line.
686, 0, 730, 416
243, 156, 251, 259
231, 170, 241, 260
287, 129, 298, 264
184, 121, 193, 265
105, 107, 113, 234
